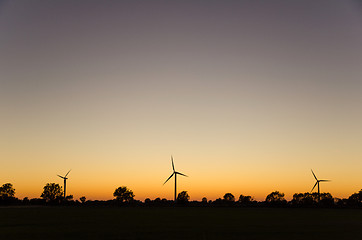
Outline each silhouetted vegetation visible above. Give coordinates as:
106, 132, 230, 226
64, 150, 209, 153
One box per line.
265, 191, 287, 206
292, 192, 316, 206
143, 197, 174, 207
65, 195, 74, 201
2, 181, 362, 209
223, 193, 235, 202
0, 183, 15, 200
291, 192, 334, 207
113, 186, 135, 203
318, 192, 334, 206
80, 196, 86, 204
348, 189, 362, 205
41, 183, 63, 203
0, 183, 18, 205
238, 194, 255, 206
176, 191, 190, 204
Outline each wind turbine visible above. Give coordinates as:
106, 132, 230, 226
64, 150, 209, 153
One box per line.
310, 169, 330, 201
58, 169, 71, 199
163, 156, 188, 202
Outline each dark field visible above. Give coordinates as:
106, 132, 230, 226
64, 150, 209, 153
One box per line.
1, 206, 362, 240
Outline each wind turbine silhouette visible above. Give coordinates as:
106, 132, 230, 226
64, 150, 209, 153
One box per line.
164, 156, 188, 202
58, 169, 71, 199
311, 169, 330, 201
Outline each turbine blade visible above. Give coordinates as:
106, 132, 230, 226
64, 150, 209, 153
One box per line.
319, 180, 331, 182
176, 172, 188, 177
171, 156, 175, 172
65, 169, 71, 177
311, 169, 318, 181
163, 173, 174, 185
311, 181, 318, 192
57, 175, 65, 179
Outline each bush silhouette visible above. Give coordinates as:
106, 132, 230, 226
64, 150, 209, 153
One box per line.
80, 196, 86, 204
177, 191, 190, 204
223, 193, 235, 202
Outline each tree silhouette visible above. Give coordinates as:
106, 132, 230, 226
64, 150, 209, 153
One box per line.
292, 192, 316, 206
238, 194, 253, 205
265, 191, 286, 206
202, 197, 208, 203
80, 196, 86, 204
319, 192, 334, 206
348, 189, 362, 206
0, 183, 15, 200
41, 183, 63, 202
176, 191, 190, 204
113, 186, 134, 202
223, 193, 235, 202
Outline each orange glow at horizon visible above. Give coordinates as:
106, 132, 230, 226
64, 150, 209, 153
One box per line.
6, 152, 362, 202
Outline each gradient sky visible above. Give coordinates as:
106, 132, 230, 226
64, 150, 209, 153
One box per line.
1, 0, 362, 201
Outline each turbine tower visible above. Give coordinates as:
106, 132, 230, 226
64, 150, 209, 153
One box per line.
58, 169, 71, 199
310, 169, 330, 201
164, 156, 188, 202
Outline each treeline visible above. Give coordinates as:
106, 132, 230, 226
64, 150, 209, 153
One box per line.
1, 183, 362, 208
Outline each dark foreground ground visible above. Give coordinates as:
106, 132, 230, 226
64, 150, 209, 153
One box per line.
1, 206, 362, 240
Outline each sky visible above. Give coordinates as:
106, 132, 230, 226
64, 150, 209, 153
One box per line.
1, 0, 362, 201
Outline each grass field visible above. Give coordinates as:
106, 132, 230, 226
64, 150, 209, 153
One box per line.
1, 206, 362, 239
